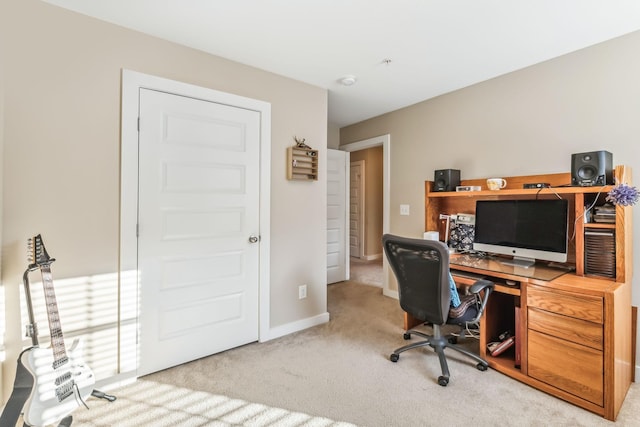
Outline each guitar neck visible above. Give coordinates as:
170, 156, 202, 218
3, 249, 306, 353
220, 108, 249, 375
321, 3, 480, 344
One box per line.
40, 265, 68, 367
22, 267, 40, 346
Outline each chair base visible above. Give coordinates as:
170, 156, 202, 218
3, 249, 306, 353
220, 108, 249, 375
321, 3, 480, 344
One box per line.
390, 323, 488, 386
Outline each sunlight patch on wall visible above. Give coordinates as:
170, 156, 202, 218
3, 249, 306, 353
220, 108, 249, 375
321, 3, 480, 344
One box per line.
17, 269, 138, 381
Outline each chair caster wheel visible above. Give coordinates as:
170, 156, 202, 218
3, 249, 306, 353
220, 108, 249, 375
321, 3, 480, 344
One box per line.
438, 376, 449, 386
476, 363, 488, 371
403, 332, 411, 340
448, 336, 458, 344
390, 353, 399, 362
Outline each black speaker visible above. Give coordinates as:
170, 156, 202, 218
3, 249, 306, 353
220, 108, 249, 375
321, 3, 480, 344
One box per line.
571, 151, 613, 186
434, 169, 460, 192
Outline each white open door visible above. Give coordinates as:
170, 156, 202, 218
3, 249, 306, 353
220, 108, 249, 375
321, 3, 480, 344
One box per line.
327, 149, 349, 284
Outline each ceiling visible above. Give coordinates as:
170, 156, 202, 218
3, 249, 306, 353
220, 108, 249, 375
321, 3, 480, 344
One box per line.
44, 0, 640, 128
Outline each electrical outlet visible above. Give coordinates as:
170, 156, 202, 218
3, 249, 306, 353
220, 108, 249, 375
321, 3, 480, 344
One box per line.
400, 204, 410, 216
298, 284, 307, 299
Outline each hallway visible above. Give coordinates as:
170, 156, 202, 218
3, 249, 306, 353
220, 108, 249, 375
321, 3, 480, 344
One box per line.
349, 257, 383, 287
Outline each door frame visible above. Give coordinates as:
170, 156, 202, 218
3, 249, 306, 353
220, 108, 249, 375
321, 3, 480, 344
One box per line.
341, 134, 392, 297
120, 70, 272, 361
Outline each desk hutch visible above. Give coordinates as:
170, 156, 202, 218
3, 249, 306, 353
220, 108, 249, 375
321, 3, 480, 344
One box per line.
416, 165, 634, 421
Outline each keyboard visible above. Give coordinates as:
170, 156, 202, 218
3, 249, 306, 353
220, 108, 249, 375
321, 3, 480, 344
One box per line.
451, 269, 487, 280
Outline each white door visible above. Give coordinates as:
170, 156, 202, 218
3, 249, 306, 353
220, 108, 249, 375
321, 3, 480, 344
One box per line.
327, 150, 349, 284
137, 88, 260, 376
350, 161, 365, 258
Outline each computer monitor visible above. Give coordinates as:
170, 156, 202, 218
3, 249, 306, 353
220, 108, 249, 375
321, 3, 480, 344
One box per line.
473, 199, 569, 267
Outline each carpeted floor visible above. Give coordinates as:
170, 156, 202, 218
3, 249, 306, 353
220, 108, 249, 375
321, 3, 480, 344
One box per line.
69, 380, 356, 426
349, 258, 382, 287
72, 281, 639, 426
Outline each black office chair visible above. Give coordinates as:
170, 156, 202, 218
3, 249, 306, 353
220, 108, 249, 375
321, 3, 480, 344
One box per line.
382, 234, 494, 386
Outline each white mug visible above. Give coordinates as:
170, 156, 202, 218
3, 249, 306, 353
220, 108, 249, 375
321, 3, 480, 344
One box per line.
487, 178, 507, 190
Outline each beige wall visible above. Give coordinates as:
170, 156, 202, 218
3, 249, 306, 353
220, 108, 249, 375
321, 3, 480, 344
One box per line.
341, 30, 640, 370
327, 122, 340, 149
0, 0, 328, 399
349, 147, 383, 258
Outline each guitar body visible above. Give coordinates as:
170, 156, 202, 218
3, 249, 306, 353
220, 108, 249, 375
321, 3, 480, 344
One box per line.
21, 338, 95, 426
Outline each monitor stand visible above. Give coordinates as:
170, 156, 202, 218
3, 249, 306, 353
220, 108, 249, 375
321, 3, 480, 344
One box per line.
500, 256, 536, 268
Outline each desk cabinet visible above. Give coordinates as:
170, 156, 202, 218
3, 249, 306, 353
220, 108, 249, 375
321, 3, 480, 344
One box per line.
425, 167, 633, 421
528, 329, 603, 405
527, 285, 604, 406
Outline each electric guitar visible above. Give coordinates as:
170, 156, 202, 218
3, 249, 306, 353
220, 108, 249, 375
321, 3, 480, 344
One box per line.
19, 234, 95, 426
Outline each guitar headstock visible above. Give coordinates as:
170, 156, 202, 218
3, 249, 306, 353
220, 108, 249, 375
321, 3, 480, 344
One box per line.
27, 234, 55, 268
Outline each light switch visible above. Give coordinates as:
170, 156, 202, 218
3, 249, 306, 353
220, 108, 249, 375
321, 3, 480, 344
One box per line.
400, 204, 410, 216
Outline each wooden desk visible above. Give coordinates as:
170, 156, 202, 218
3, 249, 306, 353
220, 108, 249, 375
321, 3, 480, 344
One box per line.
416, 166, 634, 421
444, 259, 631, 421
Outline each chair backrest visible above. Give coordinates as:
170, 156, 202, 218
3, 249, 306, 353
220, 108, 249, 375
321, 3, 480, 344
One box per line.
382, 234, 451, 325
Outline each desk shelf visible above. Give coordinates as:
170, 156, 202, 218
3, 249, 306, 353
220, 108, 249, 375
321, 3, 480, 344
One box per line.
584, 222, 615, 230
427, 185, 616, 198
486, 352, 519, 372
493, 284, 520, 296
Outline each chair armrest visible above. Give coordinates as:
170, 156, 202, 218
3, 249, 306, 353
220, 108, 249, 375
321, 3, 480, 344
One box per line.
466, 279, 494, 324
469, 279, 494, 295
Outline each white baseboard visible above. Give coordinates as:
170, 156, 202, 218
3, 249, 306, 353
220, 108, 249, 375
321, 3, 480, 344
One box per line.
261, 312, 330, 342
363, 253, 382, 261
94, 371, 137, 391
383, 288, 398, 300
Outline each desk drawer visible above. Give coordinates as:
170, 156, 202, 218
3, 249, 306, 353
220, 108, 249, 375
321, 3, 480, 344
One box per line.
527, 285, 603, 323
528, 307, 603, 350
528, 329, 603, 406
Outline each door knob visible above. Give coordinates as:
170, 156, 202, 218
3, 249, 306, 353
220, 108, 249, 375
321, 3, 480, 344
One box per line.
248, 235, 259, 243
